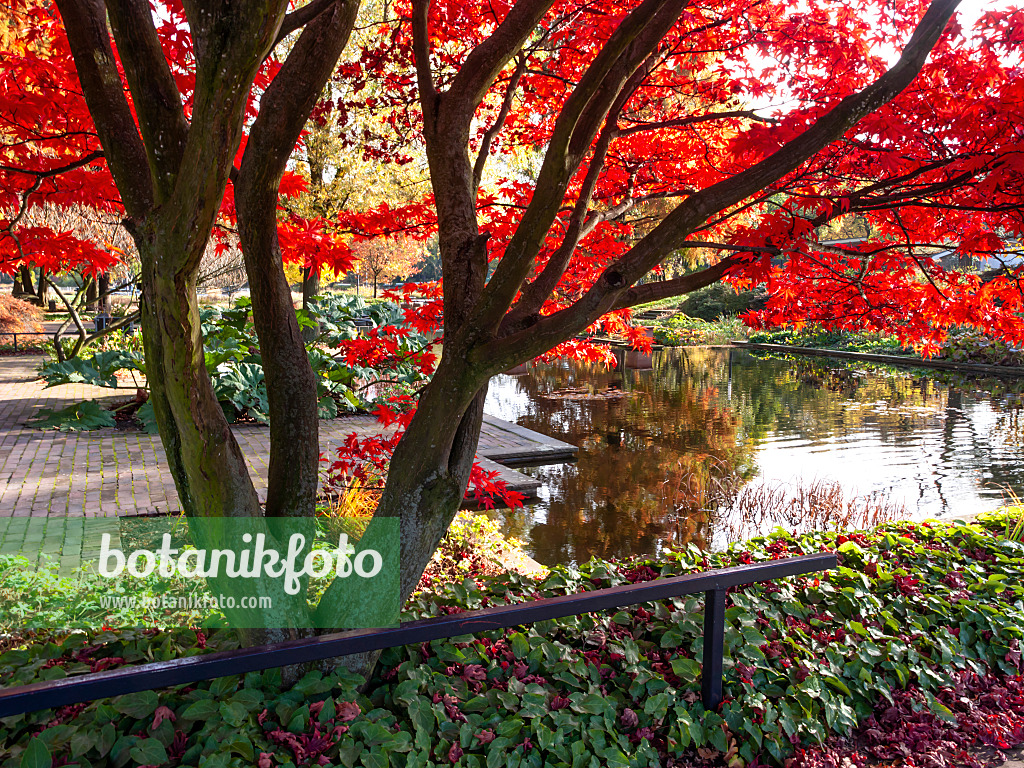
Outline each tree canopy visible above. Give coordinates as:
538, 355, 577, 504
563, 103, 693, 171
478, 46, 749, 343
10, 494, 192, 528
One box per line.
1, 0, 1022, 668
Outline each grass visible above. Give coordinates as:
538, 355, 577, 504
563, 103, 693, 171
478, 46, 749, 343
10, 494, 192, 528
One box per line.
632, 296, 689, 313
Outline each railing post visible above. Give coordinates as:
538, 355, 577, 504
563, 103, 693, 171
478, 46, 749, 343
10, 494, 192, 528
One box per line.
701, 587, 726, 710
0, 553, 835, 717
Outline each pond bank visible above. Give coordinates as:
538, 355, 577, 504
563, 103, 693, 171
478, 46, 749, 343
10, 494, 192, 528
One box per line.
732, 340, 1024, 378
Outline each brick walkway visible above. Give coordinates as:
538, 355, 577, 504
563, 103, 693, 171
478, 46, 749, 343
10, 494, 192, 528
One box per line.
0, 356, 575, 517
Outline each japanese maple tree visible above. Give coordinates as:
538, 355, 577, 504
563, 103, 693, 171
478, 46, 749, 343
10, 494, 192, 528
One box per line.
352, 0, 1022, 612
4, 0, 1024, 681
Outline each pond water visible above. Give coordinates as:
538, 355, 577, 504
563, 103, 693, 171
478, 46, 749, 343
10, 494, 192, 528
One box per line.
483, 347, 1024, 566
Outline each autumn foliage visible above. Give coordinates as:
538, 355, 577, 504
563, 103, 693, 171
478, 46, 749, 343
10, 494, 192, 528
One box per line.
332, 0, 1024, 353
3, 1, 1023, 351
2, 0, 1023, 658
0, 294, 44, 335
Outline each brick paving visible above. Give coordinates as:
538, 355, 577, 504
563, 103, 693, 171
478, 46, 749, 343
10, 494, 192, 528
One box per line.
0, 355, 576, 518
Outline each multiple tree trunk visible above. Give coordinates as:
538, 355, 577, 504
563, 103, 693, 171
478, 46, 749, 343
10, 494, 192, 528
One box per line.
53, 0, 960, 681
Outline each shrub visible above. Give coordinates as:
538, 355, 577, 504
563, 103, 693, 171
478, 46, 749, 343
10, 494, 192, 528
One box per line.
32, 295, 437, 430
0, 294, 44, 335
678, 283, 767, 321
651, 315, 748, 346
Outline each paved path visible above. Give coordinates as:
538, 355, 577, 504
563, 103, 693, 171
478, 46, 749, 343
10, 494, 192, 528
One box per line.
0, 355, 575, 517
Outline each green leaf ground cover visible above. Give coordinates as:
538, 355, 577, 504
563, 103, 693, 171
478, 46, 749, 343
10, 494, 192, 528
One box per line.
1, 514, 1022, 767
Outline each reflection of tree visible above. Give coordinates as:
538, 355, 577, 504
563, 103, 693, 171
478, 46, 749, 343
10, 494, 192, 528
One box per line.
488, 348, 1024, 564
497, 355, 753, 564
727, 353, 1024, 501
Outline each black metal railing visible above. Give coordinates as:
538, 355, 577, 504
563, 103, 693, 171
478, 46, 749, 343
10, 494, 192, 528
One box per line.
0, 331, 78, 352
1, 321, 139, 352
0, 552, 835, 717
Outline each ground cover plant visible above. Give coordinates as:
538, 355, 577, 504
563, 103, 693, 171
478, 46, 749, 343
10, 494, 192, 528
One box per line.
649, 316, 749, 347
1, 514, 1021, 767
0, 513, 529, 638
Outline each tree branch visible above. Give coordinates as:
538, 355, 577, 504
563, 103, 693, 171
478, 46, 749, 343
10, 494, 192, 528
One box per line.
241, 0, 358, 191
411, 0, 437, 127
616, 110, 776, 136
272, 0, 338, 48
611, 257, 736, 309
0, 150, 104, 178
54, 0, 154, 218
444, 0, 557, 125
472, 54, 527, 192
105, 0, 189, 198
504, 93, 633, 329
471, 0, 690, 332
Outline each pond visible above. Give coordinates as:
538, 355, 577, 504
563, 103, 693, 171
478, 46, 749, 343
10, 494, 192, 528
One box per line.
483, 347, 1024, 566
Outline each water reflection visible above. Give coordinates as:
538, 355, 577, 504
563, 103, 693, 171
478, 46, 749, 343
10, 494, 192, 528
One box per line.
484, 348, 1024, 565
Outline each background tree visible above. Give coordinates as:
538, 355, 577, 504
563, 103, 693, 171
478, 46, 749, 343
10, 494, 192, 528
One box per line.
350, 237, 424, 297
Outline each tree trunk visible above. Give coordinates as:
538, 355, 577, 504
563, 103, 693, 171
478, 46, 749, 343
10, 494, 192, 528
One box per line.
301, 266, 320, 342
375, 334, 491, 592
234, 184, 321, 522
98, 271, 111, 314
234, 0, 357, 524
36, 268, 46, 306
19, 265, 34, 297
135, 227, 264, 521
85, 276, 98, 311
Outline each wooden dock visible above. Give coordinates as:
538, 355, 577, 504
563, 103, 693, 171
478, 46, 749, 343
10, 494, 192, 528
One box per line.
469, 416, 578, 504
477, 415, 578, 467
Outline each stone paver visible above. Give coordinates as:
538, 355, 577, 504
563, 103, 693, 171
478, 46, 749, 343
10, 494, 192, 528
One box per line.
0, 355, 576, 518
